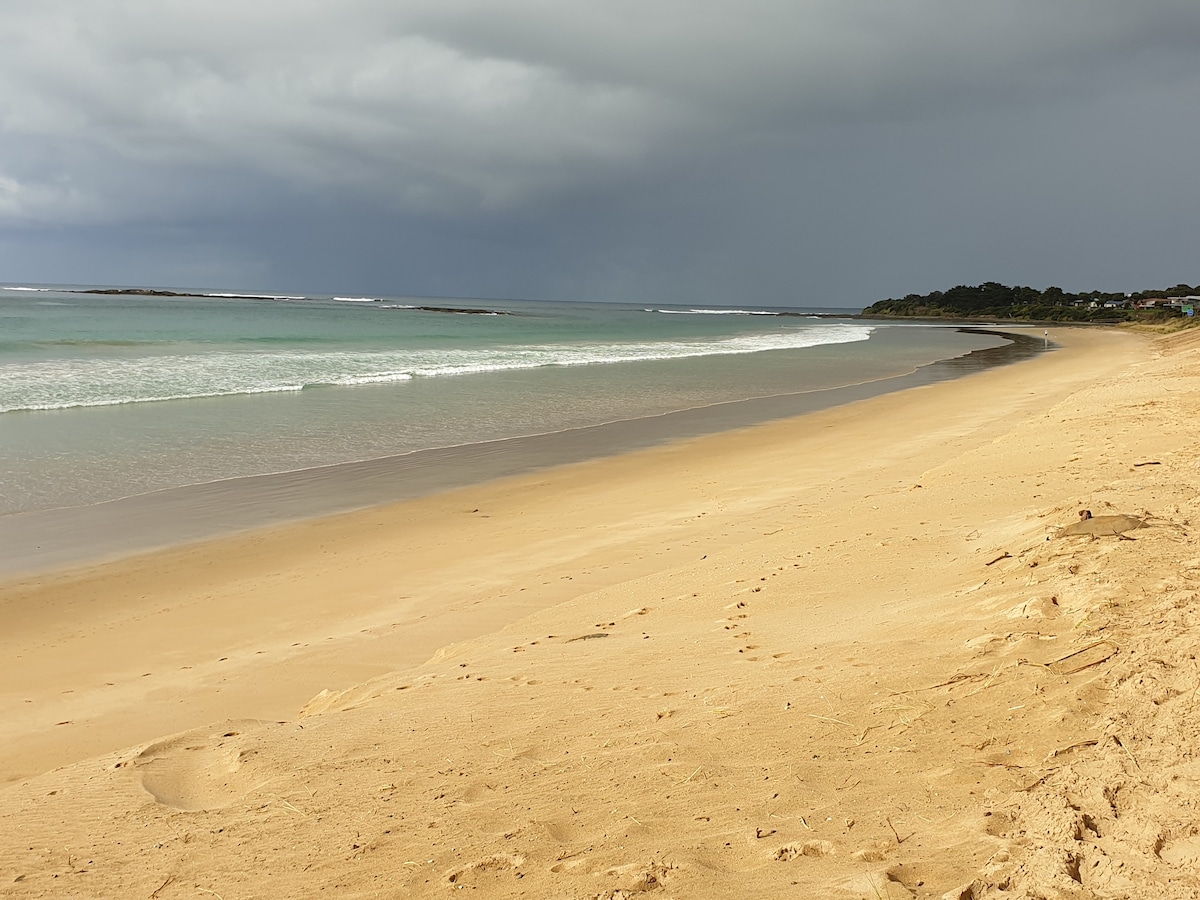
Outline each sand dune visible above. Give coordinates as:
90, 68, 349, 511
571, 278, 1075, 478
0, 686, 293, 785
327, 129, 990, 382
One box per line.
3, 326, 1200, 898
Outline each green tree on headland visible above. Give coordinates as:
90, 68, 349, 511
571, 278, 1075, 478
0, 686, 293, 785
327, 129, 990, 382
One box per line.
862, 282, 1196, 323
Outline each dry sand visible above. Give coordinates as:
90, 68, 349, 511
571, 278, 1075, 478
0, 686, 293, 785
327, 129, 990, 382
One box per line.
3, 325, 1200, 898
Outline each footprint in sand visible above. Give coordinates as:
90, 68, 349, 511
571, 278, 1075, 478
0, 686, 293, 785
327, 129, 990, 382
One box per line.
720, 602, 768, 661
459, 782, 499, 804
1157, 834, 1200, 867
599, 861, 675, 894
773, 839, 835, 861
549, 856, 595, 874
841, 870, 915, 899
883, 860, 962, 898
128, 721, 276, 811
851, 842, 890, 862
444, 852, 525, 886
536, 818, 582, 843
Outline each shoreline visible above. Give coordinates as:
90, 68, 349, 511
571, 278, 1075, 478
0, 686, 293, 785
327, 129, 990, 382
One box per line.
0, 327, 1033, 579
0, 327, 1123, 783
11, 324, 1200, 897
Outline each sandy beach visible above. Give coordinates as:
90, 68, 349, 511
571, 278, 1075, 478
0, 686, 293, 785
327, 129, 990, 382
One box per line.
3, 324, 1200, 898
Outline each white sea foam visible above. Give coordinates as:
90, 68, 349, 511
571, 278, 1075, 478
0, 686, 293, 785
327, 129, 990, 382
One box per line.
651, 308, 778, 315
324, 372, 415, 385
204, 292, 307, 300
2, 286, 54, 292
333, 297, 381, 302
0, 326, 872, 413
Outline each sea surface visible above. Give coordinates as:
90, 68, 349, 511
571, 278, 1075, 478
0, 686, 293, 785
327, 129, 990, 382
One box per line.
0, 285, 1025, 572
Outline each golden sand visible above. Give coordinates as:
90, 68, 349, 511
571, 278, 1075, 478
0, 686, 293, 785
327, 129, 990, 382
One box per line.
4, 326, 1200, 898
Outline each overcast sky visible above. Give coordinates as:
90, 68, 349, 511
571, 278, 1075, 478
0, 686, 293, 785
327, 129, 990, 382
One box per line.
0, 1, 1197, 306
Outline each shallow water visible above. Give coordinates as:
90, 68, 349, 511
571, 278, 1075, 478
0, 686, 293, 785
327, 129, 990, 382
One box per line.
1, 289, 1010, 517
0, 308, 1044, 577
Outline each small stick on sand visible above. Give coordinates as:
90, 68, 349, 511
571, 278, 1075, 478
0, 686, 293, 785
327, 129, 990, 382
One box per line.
808, 713, 853, 727
676, 766, 703, 786
1048, 640, 1118, 675
914, 672, 988, 692
1113, 735, 1141, 771
886, 817, 908, 844
964, 665, 1003, 697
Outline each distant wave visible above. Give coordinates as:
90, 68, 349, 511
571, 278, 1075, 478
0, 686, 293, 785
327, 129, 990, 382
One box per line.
205, 292, 306, 300
334, 298, 420, 310
648, 308, 778, 315
2, 286, 54, 292
0, 326, 872, 413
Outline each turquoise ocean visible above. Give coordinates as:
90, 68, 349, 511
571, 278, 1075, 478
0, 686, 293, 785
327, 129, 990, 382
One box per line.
0, 285, 1023, 572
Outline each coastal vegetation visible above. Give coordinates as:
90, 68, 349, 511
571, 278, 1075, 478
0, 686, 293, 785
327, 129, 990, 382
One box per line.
862, 281, 1197, 322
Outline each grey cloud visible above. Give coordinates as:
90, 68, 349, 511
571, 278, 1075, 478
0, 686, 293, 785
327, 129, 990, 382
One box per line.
0, 2, 1198, 302
1, 2, 677, 220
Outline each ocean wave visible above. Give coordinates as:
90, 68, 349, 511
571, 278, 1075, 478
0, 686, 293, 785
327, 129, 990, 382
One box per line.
333, 297, 381, 302
2, 286, 54, 292
0, 326, 872, 413
6, 385, 308, 412
315, 372, 415, 386
204, 292, 307, 300
649, 308, 778, 315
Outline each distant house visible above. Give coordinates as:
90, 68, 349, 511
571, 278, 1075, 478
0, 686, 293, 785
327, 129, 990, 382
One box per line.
1134, 297, 1194, 313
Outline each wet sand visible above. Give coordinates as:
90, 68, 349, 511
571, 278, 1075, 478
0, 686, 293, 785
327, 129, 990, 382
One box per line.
0, 328, 1029, 578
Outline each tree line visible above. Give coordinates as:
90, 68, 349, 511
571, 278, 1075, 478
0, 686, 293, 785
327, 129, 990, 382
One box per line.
862, 282, 1196, 322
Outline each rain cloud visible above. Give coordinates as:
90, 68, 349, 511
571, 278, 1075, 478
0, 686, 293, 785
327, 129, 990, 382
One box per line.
1, 1, 1197, 304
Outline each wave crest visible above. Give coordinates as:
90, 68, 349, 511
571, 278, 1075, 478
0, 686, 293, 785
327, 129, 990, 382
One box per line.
0, 326, 872, 413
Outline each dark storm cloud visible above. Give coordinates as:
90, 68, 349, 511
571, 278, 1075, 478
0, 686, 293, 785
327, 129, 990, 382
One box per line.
1, 1, 1198, 303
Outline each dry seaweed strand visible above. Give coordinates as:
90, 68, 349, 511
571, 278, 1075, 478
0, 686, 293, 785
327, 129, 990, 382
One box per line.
1047, 640, 1119, 675
1045, 739, 1099, 760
